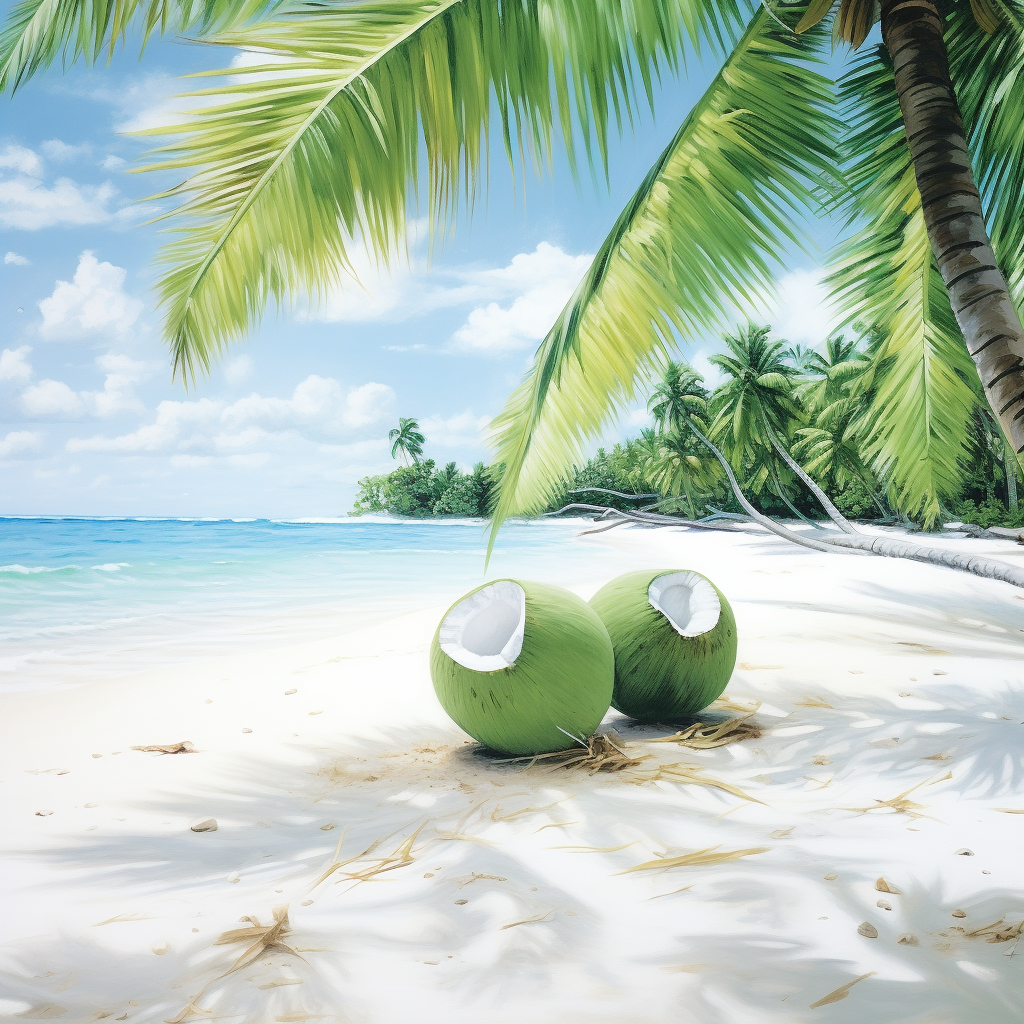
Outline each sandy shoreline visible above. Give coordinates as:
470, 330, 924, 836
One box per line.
2, 524, 1023, 1023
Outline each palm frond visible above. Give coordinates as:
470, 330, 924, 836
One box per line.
0, 0, 279, 93
946, 1, 1024, 313
138, 0, 749, 382
486, 11, 838, 549
827, 47, 978, 526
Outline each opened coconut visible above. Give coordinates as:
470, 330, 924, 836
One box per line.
589, 569, 736, 722
430, 579, 614, 755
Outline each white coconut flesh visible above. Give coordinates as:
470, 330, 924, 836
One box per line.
439, 580, 526, 672
648, 571, 721, 638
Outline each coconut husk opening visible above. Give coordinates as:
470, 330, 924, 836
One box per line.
648, 570, 721, 638
439, 580, 526, 672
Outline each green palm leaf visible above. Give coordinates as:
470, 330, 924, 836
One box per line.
136, 0, 748, 382
827, 48, 978, 526
0, 0, 279, 93
947, 2, 1024, 312
486, 11, 838, 549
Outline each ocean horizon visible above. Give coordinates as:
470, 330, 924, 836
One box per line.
1, 514, 634, 694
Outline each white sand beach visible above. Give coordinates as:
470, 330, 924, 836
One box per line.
2, 524, 1023, 1023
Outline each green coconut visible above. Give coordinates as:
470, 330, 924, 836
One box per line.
430, 578, 614, 755
589, 569, 737, 722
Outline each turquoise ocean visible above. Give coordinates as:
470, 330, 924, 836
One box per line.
1, 516, 636, 693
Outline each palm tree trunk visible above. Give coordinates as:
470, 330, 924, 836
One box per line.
880, 0, 1024, 463
1005, 434, 1019, 511
765, 428, 858, 534
768, 462, 824, 529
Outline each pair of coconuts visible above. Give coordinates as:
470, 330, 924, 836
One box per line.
429, 570, 737, 756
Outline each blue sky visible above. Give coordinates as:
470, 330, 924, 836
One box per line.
0, 10, 844, 517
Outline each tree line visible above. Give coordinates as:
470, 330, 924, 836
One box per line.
353, 324, 1021, 528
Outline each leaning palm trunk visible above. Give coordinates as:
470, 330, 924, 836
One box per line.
686, 421, 1024, 590
1004, 435, 1019, 510
765, 428, 858, 534
881, 0, 1024, 462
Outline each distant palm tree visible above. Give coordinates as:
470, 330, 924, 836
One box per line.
781, 343, 816, 372
648, 362, 709, 436
708, 325, 801, 468
435, 461, 460, 491
388, 417, 425, 466
710, 324, 854, 529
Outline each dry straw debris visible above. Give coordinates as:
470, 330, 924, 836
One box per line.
496, 732, 649, 773
840, 771, 951, 819
809, 971, 876, 1008
965, 918, 1024, 943
165, 905, 297, 1023
616, 845, 769, 875
131, 741, 195, 754
645, 713, 762, 749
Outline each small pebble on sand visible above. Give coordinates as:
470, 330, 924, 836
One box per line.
92, 753, 103, 758
320, 824, 335, 830
455, 899, 468, 905
242, 727, 252, 733
205, 699, 212, 703
824, 873, 838, 881
857, 922, 878, 938
285, 689, 297, 695
227, 872, 240, 883
897, 933, 919, 945
35, 810, 53, 816
955, 848, 974, 856
952, 909, 967, 918
877, 900, 892, 910
190, 817, 218, 832
301, 900, 313, 906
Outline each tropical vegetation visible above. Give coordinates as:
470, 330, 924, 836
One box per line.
352, 326, 1023, 527
3, 0, 1022, 537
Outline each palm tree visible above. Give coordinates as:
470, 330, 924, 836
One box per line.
388, 417, 425, 466
707, 325, 802, 467
648, 362, 710, 436
4, 1, 1021, 532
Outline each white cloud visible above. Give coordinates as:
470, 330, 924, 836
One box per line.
0, 144, 43, 176
690, 348, 726, 390
764, 268, 840, 347
38, 252, 144, 340
0, 430, 43, 459
304, 235, 591, 349
0, 175, 118, 230
101, 155, 127, 171
19, 352, 153, 419
21, 379, 84, 417
343, 382, 395, 428
67, 375, 395, 454
420, 410, 492, 449
450, 243, 592, 355
0, 345, 32, 382
224, 354, 253, 384
40, 139, 91, 163
4, 251, 30, 265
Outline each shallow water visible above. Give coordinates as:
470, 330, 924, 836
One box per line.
0, 515, 632, 692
